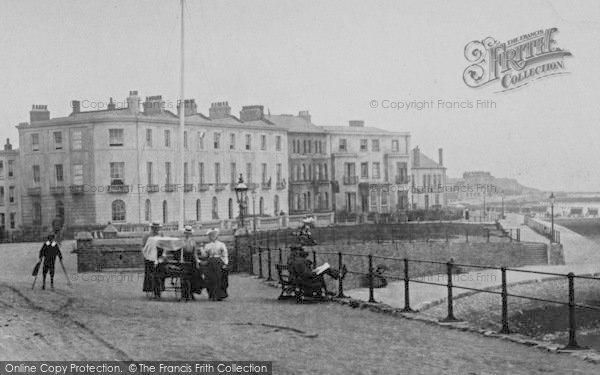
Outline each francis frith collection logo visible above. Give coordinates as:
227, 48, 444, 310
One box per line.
463, 28, 572, 92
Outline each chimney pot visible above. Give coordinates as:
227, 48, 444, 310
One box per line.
71, 100, 81, 114
4, 138, 12, 151
438, 148, 443, 166
30, 104, 50, 122
127, 90, 140, 115
209, 101, 232, 120
239, 105, 264, 122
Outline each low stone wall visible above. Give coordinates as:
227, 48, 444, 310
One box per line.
75, 236, 238, 273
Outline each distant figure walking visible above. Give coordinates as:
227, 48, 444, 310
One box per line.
38, 234, 63, 290
464, 208, 470, 221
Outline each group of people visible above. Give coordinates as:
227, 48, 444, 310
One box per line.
142, 222, 229, 301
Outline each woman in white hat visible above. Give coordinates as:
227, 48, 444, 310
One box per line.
203, 228, 228, 301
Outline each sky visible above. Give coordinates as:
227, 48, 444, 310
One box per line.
1, 0, 599, 191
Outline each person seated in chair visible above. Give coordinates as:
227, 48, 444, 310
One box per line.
287, 246, 347, 297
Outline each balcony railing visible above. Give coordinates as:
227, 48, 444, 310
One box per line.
107, 184, 130, 194
198, 183, 210, 192
343, 175, 358, 185
27, 187, 41, 196
261, 181, 272, 190
50, 186, 65, 195
276, 181, 286, 190
184, 184, 194, 192
70, 185, 85, 194
147, 184, 159, 193
164, 184, 178, 192
395, 176, 410, 184
215, 183, 227, 192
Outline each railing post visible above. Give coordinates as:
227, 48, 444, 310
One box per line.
445, 227, 449, 243
441, 259, 460, 322
465, 228, 469, 243
368, 254, 375, 303
266, 247, 273, 281
486, 228, 490, 243
337, 252, 346, 298
248, 245, 255, 275
499, 267, 510, 334
564, 272, 582, 349
401, 258, 413, 312
258, 248, 264, 279
332, 225, 336, 244
509, 229, 513, 243
516, 228, 520, 242
278, 247, 283, 265
312, 250, 317, 267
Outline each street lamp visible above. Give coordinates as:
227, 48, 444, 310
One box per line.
549, 192, 555, 242
251, 189, 257, 233
234, 174, 248, 228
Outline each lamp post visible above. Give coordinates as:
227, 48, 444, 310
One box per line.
501, 192, 505, 220
251, 189, 257, 233
234, 174, 248, 229
549, 192, 555, 242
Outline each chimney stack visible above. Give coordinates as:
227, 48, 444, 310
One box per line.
349, 120, 364, 127
209, 101, 231, 119
143, 95, 165, 116
30, 105, 50, 123
4, 138, 12, 151
126, 90, 140, 115
239, 105, 264, 122
298, 110, 311, 123
71, 100, 81, 114
438, 148, 443, 166
107, 97, 116, 110
178, 99, 198, 116
413, 146, 420, 167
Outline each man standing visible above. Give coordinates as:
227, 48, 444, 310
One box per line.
203, 228, 229, 299
38, 234, 63, 290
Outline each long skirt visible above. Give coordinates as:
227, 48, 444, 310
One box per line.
205, 258, 228, 301
143, 260, 165, 296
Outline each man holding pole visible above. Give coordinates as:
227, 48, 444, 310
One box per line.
38, 233, 63, 290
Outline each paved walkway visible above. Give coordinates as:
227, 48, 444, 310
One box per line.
346, 214, 600, 310
1, 241, 598, 374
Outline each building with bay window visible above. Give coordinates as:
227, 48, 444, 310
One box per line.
16, 93, 288, 229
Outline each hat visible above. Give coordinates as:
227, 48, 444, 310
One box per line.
184, 225, 193, 234
151, 221, 162, 227
207, 228, 220, 236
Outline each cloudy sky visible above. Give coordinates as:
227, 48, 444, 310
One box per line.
1, 0, 599, 191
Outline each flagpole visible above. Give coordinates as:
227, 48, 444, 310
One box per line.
178, 0, 185, 231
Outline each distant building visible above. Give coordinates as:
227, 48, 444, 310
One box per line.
323, 121, 411, 218
266, 112, 332, 215
16, 93, 289, 229
0, 138, 21, 234
410, 146, 447, 209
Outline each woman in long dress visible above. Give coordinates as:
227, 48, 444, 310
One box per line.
202, 228, 228, 301
180, 225, 203, 300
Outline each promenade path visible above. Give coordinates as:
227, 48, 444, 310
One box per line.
346, 214, 600, 310
0, 241, 598, 374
